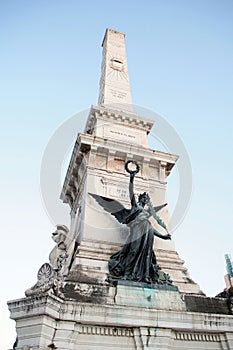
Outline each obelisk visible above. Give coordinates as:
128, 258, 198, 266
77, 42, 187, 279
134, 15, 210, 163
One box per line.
98, 28, 133, 111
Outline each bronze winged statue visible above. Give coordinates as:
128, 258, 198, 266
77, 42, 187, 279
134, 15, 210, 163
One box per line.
90, 160, 172, 285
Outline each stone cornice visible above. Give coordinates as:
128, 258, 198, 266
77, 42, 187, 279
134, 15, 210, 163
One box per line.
84, 105, 154, 135
60, 132, 178, 205
8, 293, 233, 330
77, 132, 178, 164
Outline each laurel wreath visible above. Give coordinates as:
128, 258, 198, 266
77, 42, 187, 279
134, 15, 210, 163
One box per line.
125, 160, 140, 174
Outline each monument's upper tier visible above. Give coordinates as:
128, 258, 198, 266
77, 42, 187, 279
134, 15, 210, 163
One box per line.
98, 28, 133, 112
84, 104, 154, 147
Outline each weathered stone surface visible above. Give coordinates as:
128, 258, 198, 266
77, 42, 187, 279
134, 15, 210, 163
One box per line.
8, 292, 233, 349
184, 294, 231, 315
58, 281, 115, 305
114, 281, 185, 310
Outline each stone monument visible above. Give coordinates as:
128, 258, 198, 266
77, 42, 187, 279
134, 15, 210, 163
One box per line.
8, 28, 233, 350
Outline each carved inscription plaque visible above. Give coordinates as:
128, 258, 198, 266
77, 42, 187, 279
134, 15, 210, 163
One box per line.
104, 124, 140, 144
108, 185, 128, 200
110, 88, 127, 99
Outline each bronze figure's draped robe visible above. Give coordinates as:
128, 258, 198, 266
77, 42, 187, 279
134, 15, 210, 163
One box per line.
90, 160, 172, 285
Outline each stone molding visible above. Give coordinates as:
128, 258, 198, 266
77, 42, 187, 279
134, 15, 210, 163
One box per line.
174, 331, 222, 342
60, 132, 178, 208
8, 293, 233, 349
85, 105, 154, 135
77, 324, 134, 337
8, 293, 233, 327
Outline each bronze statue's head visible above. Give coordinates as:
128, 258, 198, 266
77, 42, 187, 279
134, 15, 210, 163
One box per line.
138, 192, 150, 205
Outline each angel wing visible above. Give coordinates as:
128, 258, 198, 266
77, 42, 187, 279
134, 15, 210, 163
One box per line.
89, 193, 131, 224
153, 203, 167, 212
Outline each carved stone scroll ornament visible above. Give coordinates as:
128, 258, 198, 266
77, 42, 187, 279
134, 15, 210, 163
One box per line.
25, 263, 54, 296
25, 225, 69, 297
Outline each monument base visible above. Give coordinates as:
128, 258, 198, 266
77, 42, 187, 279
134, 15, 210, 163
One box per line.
114, 280, 185, 310
8, 288, 233, 350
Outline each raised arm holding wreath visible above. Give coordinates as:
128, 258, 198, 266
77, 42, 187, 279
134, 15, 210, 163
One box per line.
90, 160, 172, 285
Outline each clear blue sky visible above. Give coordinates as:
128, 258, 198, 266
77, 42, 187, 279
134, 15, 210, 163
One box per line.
1, 1, 233, 348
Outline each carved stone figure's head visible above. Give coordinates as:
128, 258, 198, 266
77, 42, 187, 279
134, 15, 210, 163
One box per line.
138, 192, 150, 205
52, 224, 69, 245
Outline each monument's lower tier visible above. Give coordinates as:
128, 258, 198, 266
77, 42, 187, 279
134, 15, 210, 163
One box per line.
8, 283, 233, 350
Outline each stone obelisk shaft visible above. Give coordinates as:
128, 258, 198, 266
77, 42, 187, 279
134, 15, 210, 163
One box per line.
98, 28, 133, 112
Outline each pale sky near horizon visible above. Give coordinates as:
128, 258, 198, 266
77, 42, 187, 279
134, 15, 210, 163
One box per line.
1, 1, 233, 348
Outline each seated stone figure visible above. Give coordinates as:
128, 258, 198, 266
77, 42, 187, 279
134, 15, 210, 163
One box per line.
25, 225, 69, 296
49, 224, 69, 275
